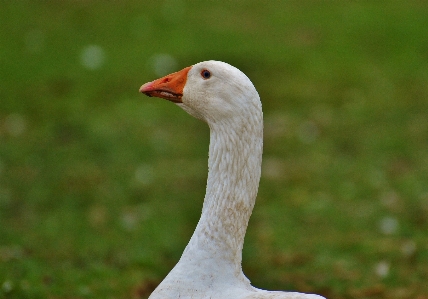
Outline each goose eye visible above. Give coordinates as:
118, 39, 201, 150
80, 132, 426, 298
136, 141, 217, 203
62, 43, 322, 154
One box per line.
201, 69, 211, 79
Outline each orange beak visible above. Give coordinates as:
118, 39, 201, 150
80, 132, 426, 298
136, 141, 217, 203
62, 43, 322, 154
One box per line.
139, 66, 192, 103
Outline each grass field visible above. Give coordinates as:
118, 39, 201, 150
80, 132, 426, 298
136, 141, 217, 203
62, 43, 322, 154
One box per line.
1, 1, 428, 298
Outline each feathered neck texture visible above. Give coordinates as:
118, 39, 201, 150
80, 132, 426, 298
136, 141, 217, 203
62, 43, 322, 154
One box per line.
181, 101, 263, 281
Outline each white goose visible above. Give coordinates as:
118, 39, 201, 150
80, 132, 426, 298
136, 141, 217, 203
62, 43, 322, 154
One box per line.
139, 60, 325, 299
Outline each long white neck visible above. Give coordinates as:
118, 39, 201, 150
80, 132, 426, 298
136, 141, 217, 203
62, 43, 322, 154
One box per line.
180, 106, 263, 281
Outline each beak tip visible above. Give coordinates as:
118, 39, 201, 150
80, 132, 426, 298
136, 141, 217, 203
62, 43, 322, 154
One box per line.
139, 82, 152, 93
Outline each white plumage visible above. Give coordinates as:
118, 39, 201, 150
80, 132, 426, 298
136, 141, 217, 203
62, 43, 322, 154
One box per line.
140, 60, 325, 299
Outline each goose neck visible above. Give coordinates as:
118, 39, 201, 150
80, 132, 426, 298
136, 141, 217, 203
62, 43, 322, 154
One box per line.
182, 117, 263, 273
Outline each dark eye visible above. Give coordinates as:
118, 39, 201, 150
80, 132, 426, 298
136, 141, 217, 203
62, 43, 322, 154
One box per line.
201, 69, 211, 79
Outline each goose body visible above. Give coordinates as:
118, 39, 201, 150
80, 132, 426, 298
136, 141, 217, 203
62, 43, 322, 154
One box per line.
139, 61, 325, 299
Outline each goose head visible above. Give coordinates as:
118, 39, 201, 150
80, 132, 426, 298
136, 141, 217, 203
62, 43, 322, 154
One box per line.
139, 60, 261, 125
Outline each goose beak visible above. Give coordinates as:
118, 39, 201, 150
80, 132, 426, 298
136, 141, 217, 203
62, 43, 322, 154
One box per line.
139, 66, 192, 103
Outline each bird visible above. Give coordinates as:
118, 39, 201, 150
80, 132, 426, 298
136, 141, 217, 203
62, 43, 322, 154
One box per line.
139, 60, 325, 299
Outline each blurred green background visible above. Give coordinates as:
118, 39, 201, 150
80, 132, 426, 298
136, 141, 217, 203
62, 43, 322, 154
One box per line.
1, 1, 428, 298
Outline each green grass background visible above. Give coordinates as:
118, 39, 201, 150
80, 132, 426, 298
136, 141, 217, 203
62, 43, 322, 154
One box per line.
1, 1, 428, 298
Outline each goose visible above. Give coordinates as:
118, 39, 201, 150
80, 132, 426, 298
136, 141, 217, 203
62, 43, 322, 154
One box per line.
139, 60, 325, 299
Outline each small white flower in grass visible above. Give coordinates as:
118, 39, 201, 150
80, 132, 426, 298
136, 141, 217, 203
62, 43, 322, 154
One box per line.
121, 211, 138, 231
374, 261, 390, 278
4, 114, 26, 137
379, 216, 399, 235
135, 164, 154, 186
150, 53, 177, 77
121, 205, 152, 231
2, 280, 13, 293
80, 45, 106, 70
